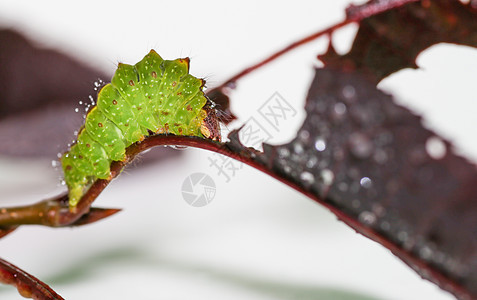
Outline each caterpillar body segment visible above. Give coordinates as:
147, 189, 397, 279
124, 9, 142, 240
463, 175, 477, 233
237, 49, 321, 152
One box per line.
61, 50, 220, 207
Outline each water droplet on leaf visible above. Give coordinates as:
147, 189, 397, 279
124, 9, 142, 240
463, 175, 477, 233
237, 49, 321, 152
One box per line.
349, 132, 373, 159
300, 171, 315, 185
342, 85, 356, 101
294, 143, 304, 154
306, 156, 318, 168
320, 169, 334, 186
359, 211, 377, 226
278, 148, 290, 158
425, 136, 446, 159
314, 138, 326, 152
360, 177, 372, 188
334, 102, 347, 115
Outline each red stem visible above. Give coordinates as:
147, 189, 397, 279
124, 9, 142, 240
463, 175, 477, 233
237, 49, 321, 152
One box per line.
0, 132, 472, 298
215, 20, 350, 90
212, 0, 419, 92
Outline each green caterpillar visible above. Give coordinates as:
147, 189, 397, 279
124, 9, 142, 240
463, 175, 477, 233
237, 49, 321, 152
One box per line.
61, 50, 220, 207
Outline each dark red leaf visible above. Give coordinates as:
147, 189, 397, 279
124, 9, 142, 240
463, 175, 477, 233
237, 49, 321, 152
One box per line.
226, 67, 477, 298
320, 0, 477, 81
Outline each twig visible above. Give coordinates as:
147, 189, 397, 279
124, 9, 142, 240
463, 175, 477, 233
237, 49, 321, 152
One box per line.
0, 257, 64, 299
0, 199, 120, 231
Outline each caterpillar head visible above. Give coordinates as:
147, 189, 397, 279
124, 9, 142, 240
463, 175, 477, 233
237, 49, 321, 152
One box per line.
200, 101, 221, 141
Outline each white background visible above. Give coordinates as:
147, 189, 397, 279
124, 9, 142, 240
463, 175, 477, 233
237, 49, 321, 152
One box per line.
1, 0, 476, 299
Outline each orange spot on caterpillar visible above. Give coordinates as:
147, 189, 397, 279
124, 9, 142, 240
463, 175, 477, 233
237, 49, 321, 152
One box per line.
129, 80, 135, 86
98, 122, 103, 127
137, 107, 142, 110
177, 92, 182, 95
79, 155, 83, 159
66, 165, 72, 171
179, 58, 190, 66
172, 81, 177, 87
178, 128, 183, 134
161, 111, 169, 116
174, 123, 180, 127
201, 124, 211, 139
124, 123, 129, 127
86, 143, 91, 148
164, 123, 169, 131
112, 99, 118, 105
148, 96, 151, 99
151, 71, 157, 78
186, 105, 192, 111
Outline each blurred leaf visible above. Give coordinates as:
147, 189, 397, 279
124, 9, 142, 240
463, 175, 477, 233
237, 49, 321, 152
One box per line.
0, 29, 180, 162
0, 29, 107, 119
0, 29, 105, 157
